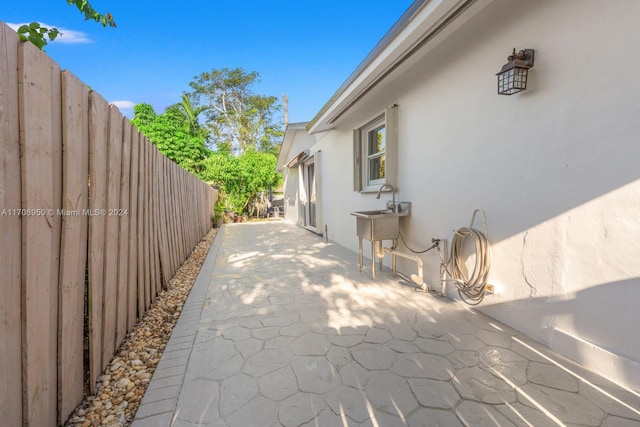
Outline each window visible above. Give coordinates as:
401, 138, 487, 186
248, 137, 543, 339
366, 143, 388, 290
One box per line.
366, 122, 386, 184
353, 105, 397, 192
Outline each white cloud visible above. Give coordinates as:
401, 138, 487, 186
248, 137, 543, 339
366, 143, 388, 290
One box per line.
7, 22, 91, 44
110, 100, 136, 109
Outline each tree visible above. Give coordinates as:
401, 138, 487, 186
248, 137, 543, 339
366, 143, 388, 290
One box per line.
131, 103, 210, 175
200, 149, 281, 214
188, 67, 283, 155
18, 0, 116, 49
129, 70, 284, 216
166, 94, 209, 138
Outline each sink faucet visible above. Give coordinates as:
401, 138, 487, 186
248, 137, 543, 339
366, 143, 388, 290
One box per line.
376, 183, 396, 212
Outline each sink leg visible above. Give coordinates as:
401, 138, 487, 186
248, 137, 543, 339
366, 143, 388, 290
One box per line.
358, 237, 363, 272
371, 242, 376, 280
392, 253, 397, 276
379, 250, 383, 271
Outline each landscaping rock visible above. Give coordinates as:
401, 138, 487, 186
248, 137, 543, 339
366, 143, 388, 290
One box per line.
64, 229, 217, 426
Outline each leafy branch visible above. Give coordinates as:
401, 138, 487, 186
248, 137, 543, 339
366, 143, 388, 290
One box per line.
66, 0, 116, 27
16, 23, 60, 49
17, 0, 116, 49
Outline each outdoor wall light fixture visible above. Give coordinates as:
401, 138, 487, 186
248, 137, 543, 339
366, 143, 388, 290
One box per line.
497, 48, 535, 95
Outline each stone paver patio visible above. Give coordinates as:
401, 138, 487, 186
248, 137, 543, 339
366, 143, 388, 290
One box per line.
132, 222, 640, 426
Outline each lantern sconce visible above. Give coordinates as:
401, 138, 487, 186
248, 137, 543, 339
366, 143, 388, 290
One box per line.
497, 48, 535, 95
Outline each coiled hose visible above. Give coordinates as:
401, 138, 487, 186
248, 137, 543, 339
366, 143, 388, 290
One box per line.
441, 210, 492, 305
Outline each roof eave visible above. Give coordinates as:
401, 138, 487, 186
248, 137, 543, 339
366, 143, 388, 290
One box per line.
277, 122, 310, 171
307, 0, 486, 134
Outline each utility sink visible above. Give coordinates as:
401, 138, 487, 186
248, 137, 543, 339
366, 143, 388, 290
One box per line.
351, 203, 410, 242
351, 203, 411, 279
352, 211, 399, 241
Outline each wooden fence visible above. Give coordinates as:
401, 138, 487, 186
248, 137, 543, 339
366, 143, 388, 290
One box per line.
0, 23, 217, 426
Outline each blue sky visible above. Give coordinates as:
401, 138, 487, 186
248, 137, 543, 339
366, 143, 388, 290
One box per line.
2, 1, 414, 123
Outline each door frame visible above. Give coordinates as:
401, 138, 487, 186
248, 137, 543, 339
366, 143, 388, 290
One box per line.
303, 157, 317, 233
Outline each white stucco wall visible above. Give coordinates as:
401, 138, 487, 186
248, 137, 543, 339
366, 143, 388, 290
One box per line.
314, 0, 640, 390
280, 129, 317, 226
281, 167, 302, 226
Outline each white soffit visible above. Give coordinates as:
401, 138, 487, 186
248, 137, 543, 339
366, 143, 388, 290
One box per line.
277, 122, 309, 171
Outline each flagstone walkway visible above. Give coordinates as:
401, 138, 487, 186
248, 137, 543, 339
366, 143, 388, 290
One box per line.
132, 222, 640, 426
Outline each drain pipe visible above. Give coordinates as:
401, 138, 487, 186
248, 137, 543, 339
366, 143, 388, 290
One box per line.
375, 241, 425, 290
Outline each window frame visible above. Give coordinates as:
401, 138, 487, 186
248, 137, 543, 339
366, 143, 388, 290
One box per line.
364, 120, 386, 187
353, 105, 397, 193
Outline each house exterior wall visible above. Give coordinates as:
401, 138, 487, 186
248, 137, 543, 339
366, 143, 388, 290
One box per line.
279, 129, 316, 227
282, 167, 302, 226
314, 0, 640, 390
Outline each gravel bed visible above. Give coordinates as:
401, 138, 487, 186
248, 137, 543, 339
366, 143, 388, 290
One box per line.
65, 228, 218, 427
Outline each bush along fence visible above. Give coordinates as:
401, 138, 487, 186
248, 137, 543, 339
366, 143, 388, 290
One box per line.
0, 22, 218, 426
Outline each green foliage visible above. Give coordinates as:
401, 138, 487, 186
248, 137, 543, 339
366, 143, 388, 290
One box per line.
17, 23, 60, 49
188, 67, 284, 155
200, 149, 281, 213
131, 100, 281, 216
65, 0, 116, 27
213, 200, 225, 225
166, 94, 210, 139
131, 104, 210, 175
18, 0, 116, 49
130, 68, 284, 216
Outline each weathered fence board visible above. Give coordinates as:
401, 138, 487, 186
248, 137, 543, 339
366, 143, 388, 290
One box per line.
157, 154, 170, 287
58, 71, 90, 423
171, 163, 180, 272
143, 138, 152, 309
149, 146, 158, 296
183, 170, 191, 255
151, 146, 158, 293
128, 128, 140, 329
19, 40, 62, 426
147, 139, 154, 305
51, 65, 64, 426
154, 149, 165, 288
179, 170, 188, 260
168, 161, 179, 275
102, 106, 123, 364
116, 117, 132, 346
0, 23, 23, 427
137, 134, 146, 316
154, 149, 162, 289
88, 91, 110, 391
154, 149, 163, 287
185, 170, 192, 255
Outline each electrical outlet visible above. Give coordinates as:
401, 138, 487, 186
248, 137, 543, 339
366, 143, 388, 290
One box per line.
485, 284, 495, 294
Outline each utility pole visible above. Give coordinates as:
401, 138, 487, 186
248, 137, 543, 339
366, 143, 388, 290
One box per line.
282, 92, 289, 127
